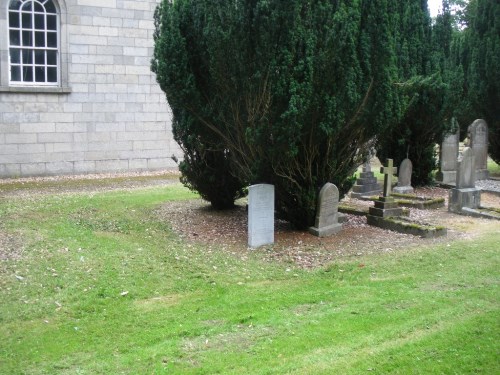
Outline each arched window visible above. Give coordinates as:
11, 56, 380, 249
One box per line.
8, 0, 59, 85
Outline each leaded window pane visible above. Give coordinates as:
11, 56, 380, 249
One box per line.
10, 49, 21, 64
47, 50, 57, 65
47, 15, 57, 30
47, 67, 57, 82
35, 31, 45, 47
35, 66, 45, 82
23, 66, 33, 82
22, 12, 32, 28
22, 49, 33, 64
35, 50, 45, 64
11, 66, 21, 81
35, 14, 45, 30
9, 12, 20, 28
10, 30, 21, 46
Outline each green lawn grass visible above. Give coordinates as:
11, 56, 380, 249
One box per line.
1, 183, 498, 374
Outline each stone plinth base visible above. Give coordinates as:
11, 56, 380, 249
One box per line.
476, 169, 489, 181
309, 223, 342, 237
368, 196, 403, 217
350, 171, 382, 199
448, 188, 481, 213
436, 170, 457, 185
393, 186, 414, 194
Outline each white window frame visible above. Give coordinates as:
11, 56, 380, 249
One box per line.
0, 0, 70, 93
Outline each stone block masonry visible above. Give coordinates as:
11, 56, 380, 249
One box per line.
0, 0, 182, 178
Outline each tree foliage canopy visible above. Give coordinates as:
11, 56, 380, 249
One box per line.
153, 0, 399, 228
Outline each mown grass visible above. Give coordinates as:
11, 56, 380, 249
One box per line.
0, 183, 498, 374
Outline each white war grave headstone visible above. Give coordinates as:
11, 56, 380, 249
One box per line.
248, 184, 274, 248
309, 183, 342, 237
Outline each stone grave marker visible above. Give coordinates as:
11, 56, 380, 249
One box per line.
449, 147, 481, 213
468, 119, 489, 180
350, 159, 382, 198
367, 159, 403, 218
436, 127, 460, 185
393, 158, 414, 194
248, 184, 274, 248
309, 183, 342, 237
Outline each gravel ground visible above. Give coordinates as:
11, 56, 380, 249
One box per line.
1, 172, 499, 267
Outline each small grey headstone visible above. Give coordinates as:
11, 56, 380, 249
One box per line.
309, 183, 342, 237
456, 147, 475, 189
394, 158, 414, 194
248, 184, 274, 248
468, 119, 489, 180
436, 127, 459, 184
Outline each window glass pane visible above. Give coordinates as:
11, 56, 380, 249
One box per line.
34, 2, 44, 12
45, 1, 56, 13
10, 49, 21, 64
47, 67, 57, 82
35, 50, 45, 64
22, 12, 32, 28
35, 66, 45, 82
9, 12, 20, 28
9, 30, 21, 46
22, 49, 33, 64
10, 0, 22, 10
11, 66, 21, 81
35, 14, 45, 30
47, 50, 57, 65
23, 66, 33, 82
47, 15, 57, 30
22, 2, 33, 11
22, 31, 33, 46
47, 32, 57, 47
35, 31, 45, 47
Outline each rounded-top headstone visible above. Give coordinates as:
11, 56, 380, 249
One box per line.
397, 158, 413, 187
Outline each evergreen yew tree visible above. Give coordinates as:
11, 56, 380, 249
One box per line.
454, 0, 500, 163
152, 0, 399, 228
376, 0, 459, 186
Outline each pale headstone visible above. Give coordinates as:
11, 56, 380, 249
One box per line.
449, 147, 481, 213
309, 183, 342, 237
248, 184, 274, 248
393, 158, 414, 194
436, 127, 460, 184
468, 119, 489, 180
456, 147, 476, 189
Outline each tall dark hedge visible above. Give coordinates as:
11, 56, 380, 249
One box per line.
452, 0, 500, 163
152, 0, 401, 228
375, 0, 461, 186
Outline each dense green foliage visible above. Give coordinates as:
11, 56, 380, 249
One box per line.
376, 0, 461, 186
152, 0, 398, 228
451, 0, 500, 163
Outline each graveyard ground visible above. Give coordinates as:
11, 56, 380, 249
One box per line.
0, 172, 499, 374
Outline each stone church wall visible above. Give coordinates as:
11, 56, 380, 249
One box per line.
0, 0, 181, 178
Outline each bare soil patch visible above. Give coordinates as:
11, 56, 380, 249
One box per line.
156, 187, 500, 268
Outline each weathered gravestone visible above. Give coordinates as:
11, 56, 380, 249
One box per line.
248, 184, 274, 248
448, 147, 481, 213
350, 159, 382, 198
393, 158, 414, 194
468, 119, 489, 180
367, 159, 403, 218
309, 183, 342, 237
436, 127, 460, 185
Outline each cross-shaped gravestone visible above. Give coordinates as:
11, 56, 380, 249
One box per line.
380, 159, 397, 197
